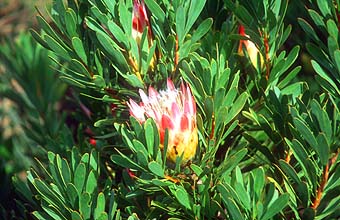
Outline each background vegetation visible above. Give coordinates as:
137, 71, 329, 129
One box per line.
0, 0, 339, 219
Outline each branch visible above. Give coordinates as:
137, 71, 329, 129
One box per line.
311, 151, 339, 209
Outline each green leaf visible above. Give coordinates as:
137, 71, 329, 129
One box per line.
108, 190, 118, 220
33, 211, 51, 220
316, 0, 331, 17
186, 0, 207, 35
328, 36, 338, 62
136, 151, 148, 167
85, 170, 97, 194
119, 125, 136, 151
224, 92, 248, 124
94, 118, 116, 127
308, 9, 325, 30
35, 15, 65, 46
145, 119, 155, 156
293, 117, 318, 153
148, 161, 164, 177
191, 18, 213, 43
333, 50, 340, 74
278, 66, 301, 88
66, 183, 79, 208
261, 193, 289, 220
298, 18, 320, 43
94, 193, 106, 220
59, 76, 86, 88
279, 160, 301, 184
327, 19, 338, 40
175, 186, 191, 210
218, 149, 248, 178
41, 203, 67, 220
96, 213, 108, 220
102, 0, 116, 15
145, 41, 157, 74
45, 35, 71, 60
70, 59, 92, 79
30, 29, 50, 49
123, 74, 144, 88
90, 6, 108, 28
311, 60, 340, 95
93, 75, 106, 88
253, 167, 265, 200
144, 0, 165, 23
111, 150, 146, 172
61, 158, 71, 184
297, 181, 310, 208
176, 5, 186, 45
190, 164, 203, 177
307, 43, 332, 71
316, 133, 330, 166
79, 193, 91, 220
281, 82, 305, 97
107, 20, 129, 48
96, 32, 128, 72
235, 182, 251, 211
71, 211, 83, 220
85, 16, 106, 34
310, 100, 332, 142
285, 138, 312, 186
204, 96, 214, 121
33, 179, 65, 208
269, 46, 300, 83
65, 8, 77, 37
133, 139, 148, 156
224, 197, 245, 220
72, 37, 87, 64
151, 179, 173, 187
119, 0, 132, 36
74, 163, 86, 194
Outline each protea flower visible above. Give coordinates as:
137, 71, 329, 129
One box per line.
132, 0, 152, 45
131, 0, 155, 77
127, 79, 198, 164
238, 25, 264, 69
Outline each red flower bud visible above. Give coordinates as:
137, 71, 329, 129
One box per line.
89, 138, 96, 146
238, 25, 263, 69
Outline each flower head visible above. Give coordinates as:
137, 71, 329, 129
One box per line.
127, 79, 198, 163
238, 25, 264, 69
132, 0, 152, 44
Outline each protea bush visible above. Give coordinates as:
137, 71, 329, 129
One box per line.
0, 0, 340, 219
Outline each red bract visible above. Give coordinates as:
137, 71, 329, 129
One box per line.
127, 79, 198, 163
238, 25, 263, 69
132, 0, 152, 42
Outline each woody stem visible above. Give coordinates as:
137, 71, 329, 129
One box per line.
264, 32, 270, 80
285, 150, 291, 163
174, 35, 179, 72
311, 151, 339, 209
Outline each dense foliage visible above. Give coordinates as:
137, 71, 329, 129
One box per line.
0, 0, 339, 219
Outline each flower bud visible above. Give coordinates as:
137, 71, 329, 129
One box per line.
132, 0, 152, 46
131, 0, 156, 77
238, 25, 264, 69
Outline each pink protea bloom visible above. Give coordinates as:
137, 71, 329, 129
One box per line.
127, 79, 198, 163
238, 25, 264, 69
132, 0, 152, 44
